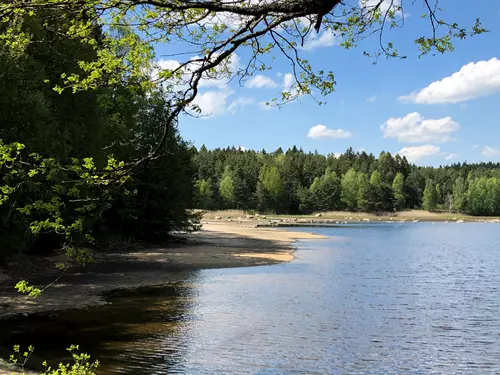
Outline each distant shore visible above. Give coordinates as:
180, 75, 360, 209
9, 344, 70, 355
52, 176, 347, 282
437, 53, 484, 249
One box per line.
202, 209, 500, 225
0, 222, 325, 322
1, 209, 497, 322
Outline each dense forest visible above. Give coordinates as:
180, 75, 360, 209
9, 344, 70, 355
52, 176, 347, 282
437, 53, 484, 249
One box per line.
0, 9, 198, 260
0, 1, 494, 262
192, 146, 500, 216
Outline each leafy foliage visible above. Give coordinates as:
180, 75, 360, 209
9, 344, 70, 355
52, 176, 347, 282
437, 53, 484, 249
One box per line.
423, 179, 438, 211
0, 1, 488, 163
0, 8, 198, 260
392, 173, 406, 210
9, 345, 99, 375
193, 146, 500, 216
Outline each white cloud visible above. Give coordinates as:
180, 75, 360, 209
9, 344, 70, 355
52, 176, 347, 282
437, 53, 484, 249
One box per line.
157, 59, 181, 71
445, 153, 459, 161
238, 146, 247, 151
255, 72, 293, 110
246, 75, 278, 89
302, 30, 339, 50
154, 53, 241, 90
366, 95, 377, 103
192, 91, 255, 118
482, 146, 500, 158
192, 90, 234, 118
283, 73, 294, 91
281, 72, 305, 99
228, 97, 255, 114
398, 145, 441, 162
399, 58, 500, 104
381, 112, 460, 143
360, 0, 401, 13
308, 125, 353, 140
198, 53, 241, 89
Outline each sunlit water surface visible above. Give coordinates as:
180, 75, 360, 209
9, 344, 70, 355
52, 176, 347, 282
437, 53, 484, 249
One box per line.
2, 222, 500, 374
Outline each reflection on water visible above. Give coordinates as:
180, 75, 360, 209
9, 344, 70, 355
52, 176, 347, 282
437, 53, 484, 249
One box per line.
2, 222, 500, 374
0, 283, 201, 374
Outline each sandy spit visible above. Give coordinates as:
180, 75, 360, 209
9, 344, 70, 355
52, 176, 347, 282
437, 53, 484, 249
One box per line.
0, 222, 325, 322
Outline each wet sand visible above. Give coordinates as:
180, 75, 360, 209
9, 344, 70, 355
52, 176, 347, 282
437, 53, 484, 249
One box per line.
0, 222, 324, 321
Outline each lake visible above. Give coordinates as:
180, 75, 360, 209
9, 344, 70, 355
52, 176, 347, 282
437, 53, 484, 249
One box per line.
2, 222, 500, 374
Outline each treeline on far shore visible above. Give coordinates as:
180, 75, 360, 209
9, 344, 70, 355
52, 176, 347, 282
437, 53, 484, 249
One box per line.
192, 146, 500, 216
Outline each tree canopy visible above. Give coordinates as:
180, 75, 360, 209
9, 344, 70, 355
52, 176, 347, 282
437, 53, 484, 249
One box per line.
0, 9, 198, 260
193, 146, 500, 216
0, 0, 487, 164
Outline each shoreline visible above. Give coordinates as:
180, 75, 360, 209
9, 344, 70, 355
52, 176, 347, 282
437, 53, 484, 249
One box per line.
202, 209, 500, 224
0, 222, 325, 322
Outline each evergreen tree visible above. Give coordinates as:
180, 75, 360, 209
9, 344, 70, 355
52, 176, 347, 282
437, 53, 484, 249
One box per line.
191, 146, 500, 217
406, 169, 425, 209
297, 186, 314, 214
377, 152, 396, 184
309, 168, 340, 211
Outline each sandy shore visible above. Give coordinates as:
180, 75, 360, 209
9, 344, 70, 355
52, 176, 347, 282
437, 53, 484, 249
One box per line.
0, 222, 324, 321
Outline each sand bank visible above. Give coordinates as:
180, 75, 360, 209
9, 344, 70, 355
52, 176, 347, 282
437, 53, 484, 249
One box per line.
0, 222, 324, 321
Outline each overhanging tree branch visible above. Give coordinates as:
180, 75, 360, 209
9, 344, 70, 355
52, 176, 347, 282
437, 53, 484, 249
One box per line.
0, 0, 488, 170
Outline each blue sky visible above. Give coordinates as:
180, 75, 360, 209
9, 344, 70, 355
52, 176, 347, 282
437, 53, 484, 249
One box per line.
156, 0, 500, 166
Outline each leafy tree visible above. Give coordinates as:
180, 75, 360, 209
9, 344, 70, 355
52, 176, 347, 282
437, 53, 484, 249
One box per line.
0, 0, 487, 165
392, 172, 406, 210
423, 179, 438, 211
453, 176, 468, 212
219, 166, 236, 207
196, 179, 214, 210
370, 170, 383, 188
356, 173, 370, 211
191, 147, 500, 216
259, 165, 285, 207
341, 168, 359, 210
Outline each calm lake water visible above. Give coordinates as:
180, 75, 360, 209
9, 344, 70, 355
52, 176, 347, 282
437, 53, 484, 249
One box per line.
2, 222, 500, 374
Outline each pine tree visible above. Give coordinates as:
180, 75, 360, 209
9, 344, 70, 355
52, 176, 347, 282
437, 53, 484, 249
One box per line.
310, 168, 340, 211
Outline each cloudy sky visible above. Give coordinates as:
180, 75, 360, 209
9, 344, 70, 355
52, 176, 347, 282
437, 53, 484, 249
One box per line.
155, 0, 500, 166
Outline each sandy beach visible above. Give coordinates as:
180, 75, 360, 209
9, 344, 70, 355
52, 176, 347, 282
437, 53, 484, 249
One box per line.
0, 220, 326, 374
0, 222, 324, 321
